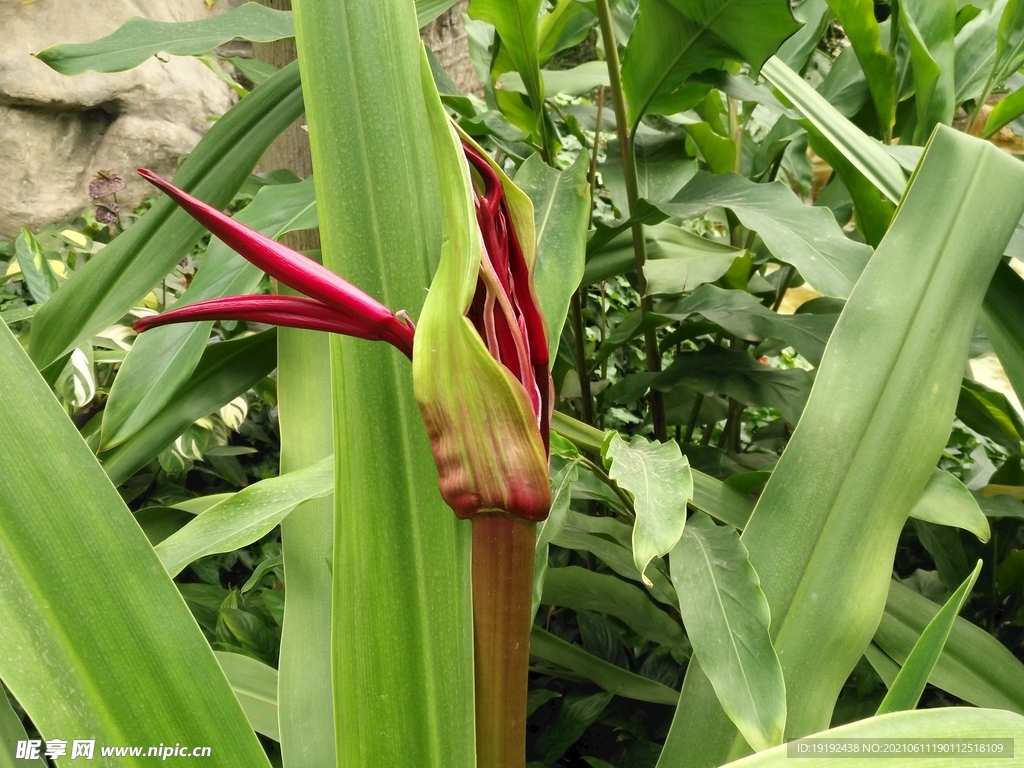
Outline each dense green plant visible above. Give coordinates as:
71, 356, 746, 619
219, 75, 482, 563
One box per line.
4, 1, 1024, 767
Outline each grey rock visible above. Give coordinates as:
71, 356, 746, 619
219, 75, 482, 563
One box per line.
0, 0, 244, 239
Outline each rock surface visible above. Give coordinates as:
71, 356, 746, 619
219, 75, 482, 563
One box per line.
0, 0, 243, 240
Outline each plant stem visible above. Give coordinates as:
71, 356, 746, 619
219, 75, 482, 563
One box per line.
594, 0, 666, 441
682, 393, 704, 444
471, 515, 536, 768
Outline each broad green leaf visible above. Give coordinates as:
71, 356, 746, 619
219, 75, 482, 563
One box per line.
954, 0, 1006, 102
468, 0, 545, 131
586, 223, 741, 288
908, 469, 991, 541
876, 579, 1024, 713
620, 0, 798, 127
601, 133, 697, 215
529, 627, 679, 705
877, 561, 982, 714
994, 0, 1024, 82
719, 708, 1024, 767
497, 61, 609, 97
653, 347, 812, 426
660, 127, 1024, 766
657, 285, 836, 366
761, 56, 906, 205
276, 286, 336, 765
602, 432, 693, 585
215, 651, 279, 741
155, 455, 333, 576
671, 512, 785, 753
14, 230, 59, 305
533, 460, 579, 617
292, 3, 474, 765
682, 121, 736, 174
34, 3, 294, 74
417, 0, 463, 28
538, 0, 597, 64
901, 0, 957, 144
823, 0, 897, 134
101, 177, 317, 449
542, 566, 690, 657
535, 691, 614, 764
0, 309, 269, 764
29, 61, 303, 370
776, 0, 832, 71
660, 172, 873, 298
516, 152, 591, 358
100, 329, 277, 485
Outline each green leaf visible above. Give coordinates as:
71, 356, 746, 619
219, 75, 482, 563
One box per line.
0, 688, 45, 768
717, 708, 1024, 767
983, 85, 1024, 136
418, 0, 463, 28
602, 432, 693, 585
981, 260, 1024, 407
529, 627, 679, 705
600, 133, 696, 215
660, 172, 873, 298
215, 651, 279, 741
0, 305, 269, 763
100, 329, 277, 485
877, 579, 1024, 713
292, 4, 475, 764
586, 222, 741, 289
908, 469, 991, 541
657, 285, 836, 366
994, 0, 1024, 82
468, 0, 545, 130
539, 0, 597, 63
877, 560, 982, 714
653, 347, 813, 426
823, 0, 897, 134
542, 566, 690, 657
776, 0, 832, 71
671, 512, 785, 752
29, 61, 303, 370
276, 285, 336, 765
535, 691, 614, 764
101, 176, 316, 449
34, 2, 294, 74
682, 121, 736, 174
901, 0, 957, 144
620, 0, 799, 127
14, 230, 59, 305
155, 455, 332, 576
661, 126, 1024, 765
516, 152, 591, 358
497, 61, 609, 97
760, 56, 906, 206
954, 0, 1004, 102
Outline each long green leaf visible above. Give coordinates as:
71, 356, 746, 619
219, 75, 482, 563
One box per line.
100, 329, 277, 485
530, 627, 679, 705
516, 152, 591, 358
876, 561, 982, 714
980, 260, 1024, 407
155, 456, 333, 577
14, 231, 59, 305
620, 0, 798, 128
719, 708, 1024, 767
658, 126, 1024, 766
291, 2, 475, 765
0, 689, 44, 768
0, 311, 269, 765
35, 3, 294, 74
29, 61, 303, 370
542, 566, 690, 657
276, 284, 335, 764
671, 512, 785, 753
215, 652, 280, 742
101, 177, 316, 449
901, 0, 957, 144
908, 469, 990, 541
875, 579, 1024, 713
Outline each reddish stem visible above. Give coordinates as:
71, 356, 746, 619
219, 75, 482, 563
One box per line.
471, 515, 536, 768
